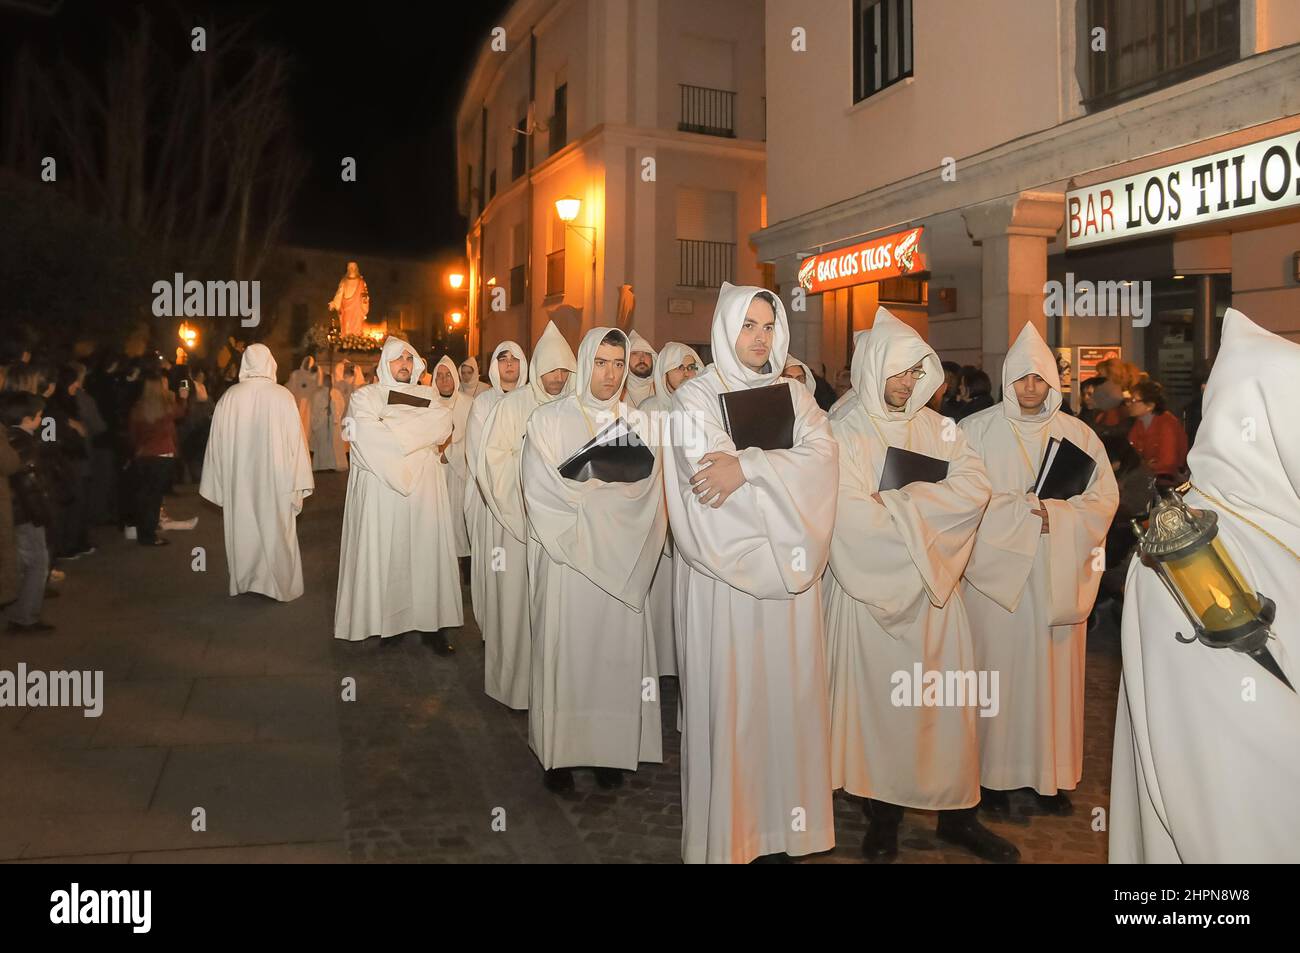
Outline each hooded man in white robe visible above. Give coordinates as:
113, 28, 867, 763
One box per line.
199, 344, 314, 601
287, 356, 320, 442
309, 364, 349, 472
664, 282, 838, 864
477, 322, 577, 709
638, 342, 702, 679
1111, 309, 1300, 863
459, 356, 491, 398
781, 356, 817, 396
623, 329, 657, 407
334, 337, 462, 653
960, 323, 1118, 816
824, 308, 1018, 864
464, 341, 526, 630
521, 326, 667, 792
430, 356, 472, 558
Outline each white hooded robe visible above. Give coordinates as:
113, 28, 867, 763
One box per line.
333, 337, 463, 640
960, 322, 1118, 795
664, 282, 838, 864
431, 356, 472, 557
1110, 309, 1300, 863
477, 322, 577, 709
624, 329, 657, 408
199, 344, 314, 602
521, 326, 667, 769
823, 309, 991, 810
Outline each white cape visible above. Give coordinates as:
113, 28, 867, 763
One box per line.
199, 344, 314, 601
1110, 309, 1300, 862
334, 337, 463, 640
664, 282, 838, 863
960, 322, 1117, 794
824, 309, 991, 810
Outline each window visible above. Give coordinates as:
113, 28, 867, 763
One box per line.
676, 187, 736, 288
511, 114, 527, 180
509, 265, 525, 306
488, 168, 497, 200
550, 83, 568, 155
1083, 0, 1240, 110
295, 260, 307, 274
853, 0, 913, 103
547, 212, 565, 296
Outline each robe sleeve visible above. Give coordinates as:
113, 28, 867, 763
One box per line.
1040, 428, 1119, 626
667, 380, 837, 600
478, 394, 529, 543
347, 388, 451, 497
827, 421, 929, 636
875, 422, 991, 608
521, 407, 667, 610
962, 488, 1042, 614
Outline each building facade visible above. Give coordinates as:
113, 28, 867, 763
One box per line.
456, 0, 767, 364
757, 0, 1300, 411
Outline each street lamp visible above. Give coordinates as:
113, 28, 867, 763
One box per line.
449, 310, 464, 327
555, 195, 582, 222
448, 271, 465, 290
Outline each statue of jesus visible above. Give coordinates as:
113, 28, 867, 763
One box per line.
328, 261, 370, 338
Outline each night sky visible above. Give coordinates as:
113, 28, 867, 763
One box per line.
2, 0, 513, 257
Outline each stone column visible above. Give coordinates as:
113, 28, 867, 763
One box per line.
962, 191, 1064, 383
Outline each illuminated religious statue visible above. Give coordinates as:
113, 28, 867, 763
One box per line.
328, 260, 370, 338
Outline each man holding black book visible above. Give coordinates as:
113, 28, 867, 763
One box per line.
663, 282, 838, 864
823, 309, 1016, 863
476, 321, 577, 709
520, 327, 667, 793
961, 324, 1118, 817
334, 337, 462, 652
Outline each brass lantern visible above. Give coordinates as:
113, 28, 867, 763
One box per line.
1133, 491, 1293, 691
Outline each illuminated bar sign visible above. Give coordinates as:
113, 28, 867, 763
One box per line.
797, 226, 926, 294
1066, 130, 1300, 248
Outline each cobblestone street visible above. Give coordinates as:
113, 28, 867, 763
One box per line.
1, 472, 1119, 863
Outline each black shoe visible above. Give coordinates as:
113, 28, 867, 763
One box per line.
421, 630, 455, 656
1031, 791, 1074, 816
749, 852, 793, 864
937, 809, 1020, 863
594, 767, 624, 790
980, 786, 1011, 817
544, 768, 575, 794
861, 799, 901, 862
7, 620, 55, 634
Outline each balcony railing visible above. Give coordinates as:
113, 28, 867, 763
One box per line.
546, 249, 565, 296
678, 84, 736, 138
678, 239, 734, 289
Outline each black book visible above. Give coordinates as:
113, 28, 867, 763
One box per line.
878, 446, 949, 492
1032, 436, 1096, 501
557, 417, 656, 484
719, 383, 795, 451
386, 390, 432, 408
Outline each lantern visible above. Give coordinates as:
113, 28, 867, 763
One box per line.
1133, 491, 1293, 691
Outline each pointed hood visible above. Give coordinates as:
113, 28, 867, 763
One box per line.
527, 320, 578, 405
851, 308, 941, 421
377, 336, 426, 388
652, 342, 703, 400
431, 355, 462, 409
625, 328, 658, 404
486, 340, 527, 395
576, 326, 630, 416
782, 355, 817, 395
1189, 308, 1300, 542
709, 281, 789, 390
1000, 322, 1061, 432
239, 343, 277, 382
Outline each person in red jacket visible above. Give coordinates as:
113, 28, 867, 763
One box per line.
1126, 379, 1188, 487
127, 371, 187, 546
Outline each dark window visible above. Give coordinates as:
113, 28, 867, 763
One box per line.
678, 85, 736, 138
550, 84, 568, 155
295, 260, 307, 274
677, 239, 735, 288
489, 169, 497, 200
1083, 0, 1240, 110
509, 264, 525, 306
511, 118, 527, 180
546, 249, 565, 296
853, 0, 913, 103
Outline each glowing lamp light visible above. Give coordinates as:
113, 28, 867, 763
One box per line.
448, 271, 465, 290
555, 195, 581, 222
449, 311, 464, 326
1133, 491, 1293, 691
178, 321, 198, 349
